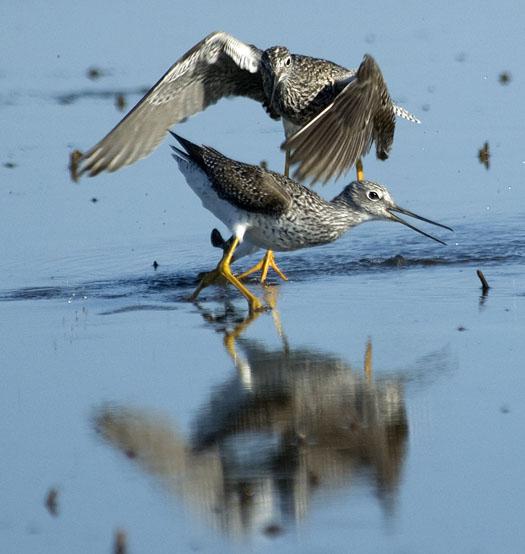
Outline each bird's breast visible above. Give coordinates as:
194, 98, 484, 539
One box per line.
275, 78, 337, 127
245, 206, 344, 252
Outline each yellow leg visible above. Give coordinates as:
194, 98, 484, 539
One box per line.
237, 153, 291, 284
190, 237, 264, 313
237, 249, 288, 283
223, 310, 262, 363
262, 286, 289, 350
356, 158, 364, 182
223, 288, 285, 380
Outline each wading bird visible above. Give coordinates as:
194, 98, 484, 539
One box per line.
170, 133, 451, 313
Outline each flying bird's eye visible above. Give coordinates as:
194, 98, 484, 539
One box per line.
285, 56, 291, 66
367, 190, 380, 201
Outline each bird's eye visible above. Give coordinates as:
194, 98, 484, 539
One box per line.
367, 191, 380, 201
285, 57, 291, 66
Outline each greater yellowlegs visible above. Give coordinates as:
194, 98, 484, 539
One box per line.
71, 32, 419, 285
170, 133, 451, 313
71, 31, 418, 183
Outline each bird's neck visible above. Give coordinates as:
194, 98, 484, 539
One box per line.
329, 195, 371, 231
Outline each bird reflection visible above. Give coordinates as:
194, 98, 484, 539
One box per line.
93, 300, 409, 538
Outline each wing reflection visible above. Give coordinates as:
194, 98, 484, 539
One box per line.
94, 300, 412, 538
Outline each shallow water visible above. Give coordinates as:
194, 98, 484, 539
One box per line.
2, 1, 525, 552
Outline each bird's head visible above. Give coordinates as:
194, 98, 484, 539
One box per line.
261, 46, 293, 104
337, 180, 453, 244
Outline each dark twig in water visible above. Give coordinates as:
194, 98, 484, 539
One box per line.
45, 487, 59, 516
478, 142, 490, 170
476, 269, 490, 293
114, 529, 127, 554
152, 260, 159, 270
115, 93, 126, 111
87, 66, 104, 80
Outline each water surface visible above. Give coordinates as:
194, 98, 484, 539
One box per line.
1, 1, 524, 552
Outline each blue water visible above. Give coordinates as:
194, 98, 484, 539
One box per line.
1, 1, 525, 552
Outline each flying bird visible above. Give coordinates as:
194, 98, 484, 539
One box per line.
71, 31, 419, 184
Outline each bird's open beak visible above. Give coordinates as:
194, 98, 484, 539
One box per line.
387, 206, 453, 245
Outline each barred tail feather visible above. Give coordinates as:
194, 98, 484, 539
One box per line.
393, 104, 421, 124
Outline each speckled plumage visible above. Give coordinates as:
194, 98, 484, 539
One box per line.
72, 31, 419, 184
269, 50, 398, 183
170, 134, 451, 255
172, 134, 360, 252
260, 49, 352, 127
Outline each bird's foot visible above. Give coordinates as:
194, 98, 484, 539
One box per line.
69, 149, 83, 182
195, 268, 228, 286
238, 250, 288, 284
190, 238, 265, 314
189, 267, 224, 302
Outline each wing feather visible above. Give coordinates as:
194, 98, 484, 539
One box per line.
172, 133, 291, 216
282, 54, 395, 184
75, 32, 264, 179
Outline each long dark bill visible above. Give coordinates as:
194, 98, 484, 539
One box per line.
388, 206, 453, 246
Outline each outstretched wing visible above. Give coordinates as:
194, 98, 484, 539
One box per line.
171, 133, 291, 216
74, 32, 264, 179
282, 54, 395, 184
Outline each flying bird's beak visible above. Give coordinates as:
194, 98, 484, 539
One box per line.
270, 74, 284, 106
387, 206, 453, 245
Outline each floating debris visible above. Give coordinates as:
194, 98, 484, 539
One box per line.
69, 149, 82, 182
476, 269, 490, 293
45, 487, 59, 517
457, 325, 467, 332
3, 161, 17, 169
86, 66, 105, 81
264, 523, 284, 537
91, 197, 98, 203
152, 260, 159, 270
498, 71, 511, 85
478, 141, 490, 170
454, 52, 466, 63
125, 448, 137, 459
114, 529, 127, 554
56, 87, 149, 106
422, 104, 431, 112
115, 93, 126, 112
500, 404, 510, 414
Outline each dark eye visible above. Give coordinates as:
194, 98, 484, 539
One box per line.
285, 57, 291, 66
367, 190, 380, 201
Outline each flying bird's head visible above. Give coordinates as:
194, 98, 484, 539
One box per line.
261, 46, 293, 105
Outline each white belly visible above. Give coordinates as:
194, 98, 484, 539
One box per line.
175, 157, 250, 239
